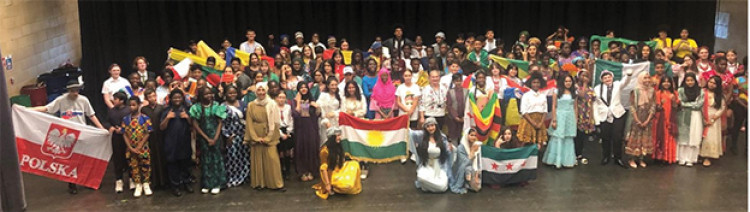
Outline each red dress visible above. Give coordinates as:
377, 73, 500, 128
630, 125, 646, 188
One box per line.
651, 90, 680, 163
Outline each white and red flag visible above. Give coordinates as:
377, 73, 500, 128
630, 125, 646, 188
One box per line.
12, 105, 112, 189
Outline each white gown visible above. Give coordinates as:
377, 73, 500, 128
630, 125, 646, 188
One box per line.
416, 142, 449, 193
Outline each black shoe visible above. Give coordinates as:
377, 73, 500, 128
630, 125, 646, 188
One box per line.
68, 183, 78, 195
615, 159, 627, 168
601, 157, 610, 165
183, 184, 194, 193
172, 188, 182, 197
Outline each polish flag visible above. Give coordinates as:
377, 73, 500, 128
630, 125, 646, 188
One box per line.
12, 105, 112, 189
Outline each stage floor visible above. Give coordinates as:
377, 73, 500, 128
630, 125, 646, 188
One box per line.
22, 140, 748, 211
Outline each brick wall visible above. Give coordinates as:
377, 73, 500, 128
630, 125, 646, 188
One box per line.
0, 0, 81, 96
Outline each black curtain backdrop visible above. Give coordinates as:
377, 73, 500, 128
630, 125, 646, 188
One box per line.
79, 0, 716, 115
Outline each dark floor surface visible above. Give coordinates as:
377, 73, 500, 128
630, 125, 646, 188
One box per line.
21, 139, 748, 211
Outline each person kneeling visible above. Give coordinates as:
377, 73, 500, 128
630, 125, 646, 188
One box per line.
313, 127, 362, 199
412, 117, 453, 193
449, 129, 482, 194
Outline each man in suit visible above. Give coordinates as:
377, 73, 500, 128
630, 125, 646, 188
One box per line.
382, 24, 414, 59
594, 70, 633, 168
133, 56, 156, 85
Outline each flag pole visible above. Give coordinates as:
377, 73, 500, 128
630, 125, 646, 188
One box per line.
0, 46, 27, 211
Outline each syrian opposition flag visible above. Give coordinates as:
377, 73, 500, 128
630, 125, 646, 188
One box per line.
339, 112, 409, 163
481, 145, 538, 185
12, 105, 112, 189
593, 60, 651, 94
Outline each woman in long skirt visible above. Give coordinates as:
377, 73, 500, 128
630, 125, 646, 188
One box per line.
220, 86, 250, 187
293, 83, 322, 182
677, 73, 704, 166
543, 75, 577, 168
700, 76, 726, 167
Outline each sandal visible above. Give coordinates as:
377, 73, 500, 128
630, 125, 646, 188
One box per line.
703, 159, 711, 167
628, 160, 638, 169
639, 161, 647, 168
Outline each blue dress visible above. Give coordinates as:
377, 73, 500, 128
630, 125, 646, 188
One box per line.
222, 102, 250, 187
543, 93, 577, 168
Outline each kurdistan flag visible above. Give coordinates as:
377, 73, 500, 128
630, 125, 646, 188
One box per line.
339, 112, 409, 163
481, 145, 538, 185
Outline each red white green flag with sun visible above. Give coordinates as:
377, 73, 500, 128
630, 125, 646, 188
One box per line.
481, 145, 538, 185
339, 112, 409, 163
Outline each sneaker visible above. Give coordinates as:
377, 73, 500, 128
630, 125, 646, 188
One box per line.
143, 183, 153, 196
134, 184, 143, 197
211, 188, 220, 195
115, 179, 124, 193
686, 162, 694, 167
129, 178, 136, 190
201, 188, 209, 194
360, 169, 369, 179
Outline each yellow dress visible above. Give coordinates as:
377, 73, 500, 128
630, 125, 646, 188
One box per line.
312, 146, 362, 199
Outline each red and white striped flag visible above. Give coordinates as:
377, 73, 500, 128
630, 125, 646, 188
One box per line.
12, 105, 112, 189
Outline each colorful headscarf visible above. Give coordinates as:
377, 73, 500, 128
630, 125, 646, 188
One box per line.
372, 68, 396, 108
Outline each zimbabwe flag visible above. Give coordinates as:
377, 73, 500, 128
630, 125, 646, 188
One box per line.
468, 91, 502, 144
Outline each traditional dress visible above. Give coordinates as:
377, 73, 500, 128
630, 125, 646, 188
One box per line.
411, 131, 453, 193
221, 101, 250, 187
700, 90, 726, 159
318, 92, 341, 146
518, 89, 548, 144
575, 85, 596, 158
677, 87, 703, 164
121, 114, 152, 184
245, 95, 284, 189
292, 99, 322, 177
161, 105, 193, 188
189, 101, 228, 189
449, 129, 482, 194
651, 90, 679, 163
369, 68, 397, 119
625, 87, 655, 157
446, 86, 467, 143
312, 146, 362, 199
543, 93, 577, 168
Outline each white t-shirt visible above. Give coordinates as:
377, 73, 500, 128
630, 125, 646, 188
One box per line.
45, 93, 95, 125
395, 83, 422, 121
439, 73, 465, 90
101, 77, 130, 99
240, 41, 262, 54
419, 85, 448, 117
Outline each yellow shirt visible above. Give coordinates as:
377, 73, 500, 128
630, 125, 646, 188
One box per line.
672, 38, 697, 59
652, 37, 672, 50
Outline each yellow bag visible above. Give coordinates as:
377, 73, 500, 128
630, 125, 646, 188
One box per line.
330, 161, 362, 195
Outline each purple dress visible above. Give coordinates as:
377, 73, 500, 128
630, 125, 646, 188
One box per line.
292, 99, 322, 176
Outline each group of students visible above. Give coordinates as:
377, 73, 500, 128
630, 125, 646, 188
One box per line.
34, 25, 746, 198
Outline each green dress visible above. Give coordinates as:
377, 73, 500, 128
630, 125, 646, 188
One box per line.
189, 101, 228, 189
